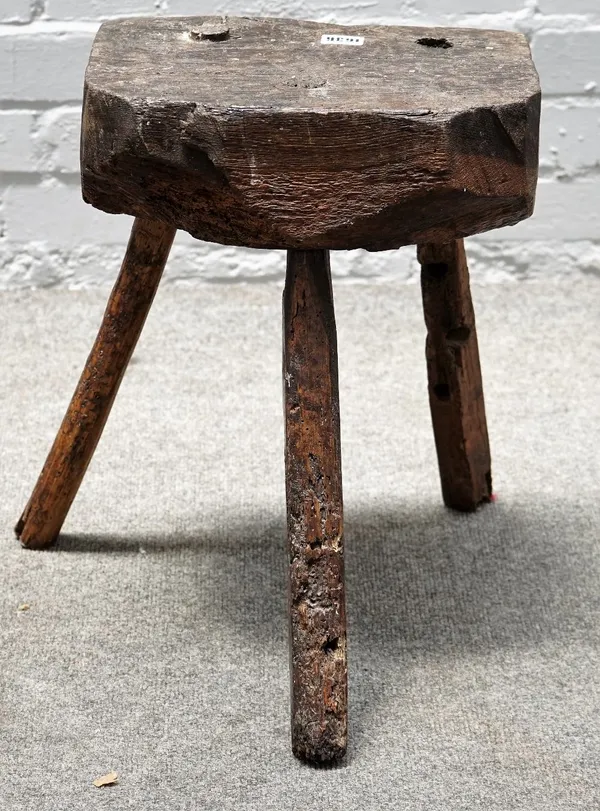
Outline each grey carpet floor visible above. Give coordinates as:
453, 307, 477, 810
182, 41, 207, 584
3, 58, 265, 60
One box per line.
1, 279, 599, 810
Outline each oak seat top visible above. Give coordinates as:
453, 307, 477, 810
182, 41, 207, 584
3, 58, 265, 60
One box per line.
87, 16, 537, 114
82, 16, 541, 250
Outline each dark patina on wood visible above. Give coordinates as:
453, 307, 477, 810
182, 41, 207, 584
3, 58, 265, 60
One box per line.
418, 239, 492, 511
16, 218, 176, 549
81, 16, 540, 251
283, 249, 347, 763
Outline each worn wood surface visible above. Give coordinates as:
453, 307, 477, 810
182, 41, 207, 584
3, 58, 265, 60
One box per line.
82, 16, 540, 250
16, 218, 175, 549
418, 240, 492, 511
283, 249, 347, 763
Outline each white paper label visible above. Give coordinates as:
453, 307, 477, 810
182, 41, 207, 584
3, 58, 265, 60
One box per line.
320, 34, 364, 46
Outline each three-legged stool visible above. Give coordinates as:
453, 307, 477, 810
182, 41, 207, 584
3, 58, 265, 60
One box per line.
16, 16, 540, 763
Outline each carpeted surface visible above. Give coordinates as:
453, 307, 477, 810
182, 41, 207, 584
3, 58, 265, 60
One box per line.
1, 279, 599, 810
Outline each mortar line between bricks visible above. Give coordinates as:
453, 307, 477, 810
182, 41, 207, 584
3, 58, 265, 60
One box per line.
0, 21, 99, 35
0, 100, 82, 110
0, 171, 81, 185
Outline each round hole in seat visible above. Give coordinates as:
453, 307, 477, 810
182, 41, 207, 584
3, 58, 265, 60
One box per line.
417, 37, 453, 49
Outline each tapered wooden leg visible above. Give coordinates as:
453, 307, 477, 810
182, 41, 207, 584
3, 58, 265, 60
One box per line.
283, 249, 347, 763
418, 239, 492, 511
16, 217, 176, 549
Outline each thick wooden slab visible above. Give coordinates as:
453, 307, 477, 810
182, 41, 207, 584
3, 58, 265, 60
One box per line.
82, 16, 541, 250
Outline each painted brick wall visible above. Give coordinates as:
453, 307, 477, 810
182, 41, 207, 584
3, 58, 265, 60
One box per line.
0, 0, 599, 287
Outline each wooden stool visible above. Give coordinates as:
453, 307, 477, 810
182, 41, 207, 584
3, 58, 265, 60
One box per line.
16, 16, 540, 763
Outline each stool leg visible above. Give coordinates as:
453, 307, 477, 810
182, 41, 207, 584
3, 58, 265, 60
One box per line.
16, 217, 176, 549
283, 249, 347, 763
417, 239, 492, 511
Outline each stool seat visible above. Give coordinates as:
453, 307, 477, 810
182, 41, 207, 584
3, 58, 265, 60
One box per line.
82, 16, 540, 250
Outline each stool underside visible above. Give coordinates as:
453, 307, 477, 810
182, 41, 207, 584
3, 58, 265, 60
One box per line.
82, 16, 541, 250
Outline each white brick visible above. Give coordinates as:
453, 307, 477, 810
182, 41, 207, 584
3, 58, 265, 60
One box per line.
165, 0, 525, 19
0, 0, 31, 22
46, 1, 342, 21
45, 0, 160, 20
3, 180, 132, 245
0, 110, 36, 171
537, 0, 598, 12
161, 0, 387, 19
532, 30, 600, 95
540, 103, 600, 173
0, 33, 94, 101
417, 0, 524, 13
159, 1, 248, 14
33, 106, 82, 172
479, 181, 600, 241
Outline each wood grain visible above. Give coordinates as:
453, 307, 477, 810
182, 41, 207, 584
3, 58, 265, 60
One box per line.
283, 249, 347, 763
81, 16, 540, 250
418, 240, 492, 511
16, 218, 176, 549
